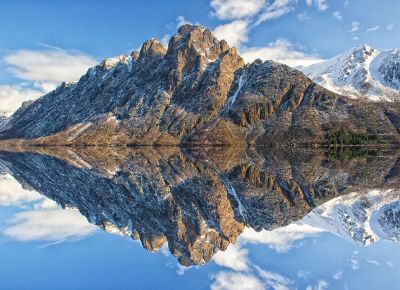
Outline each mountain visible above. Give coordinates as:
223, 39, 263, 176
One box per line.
1, 25, 400, 146
302, 45, 400, 101
302, 189, 400, 245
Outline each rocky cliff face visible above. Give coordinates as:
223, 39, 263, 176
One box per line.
1, 26, 400, 145
302, 45, 400, 101
1, 146, 399, 265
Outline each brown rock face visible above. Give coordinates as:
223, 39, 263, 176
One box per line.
1, 25, 399, 146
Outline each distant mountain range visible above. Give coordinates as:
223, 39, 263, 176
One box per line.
1, 25, 400, 146
301, 45, 400, 101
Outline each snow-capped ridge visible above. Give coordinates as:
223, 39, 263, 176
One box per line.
301, 45, 400, 101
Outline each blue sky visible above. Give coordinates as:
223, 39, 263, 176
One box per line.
0, 0, 399, 114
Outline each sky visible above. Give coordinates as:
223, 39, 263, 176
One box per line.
0, 173, 400, 290
0, 0, 399, 114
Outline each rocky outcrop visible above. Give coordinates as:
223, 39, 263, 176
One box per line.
1, 26, 400, 146
1, 146, 399, 265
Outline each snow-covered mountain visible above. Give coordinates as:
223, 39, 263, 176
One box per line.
302, 189, 400, 245
301, 45, 400, 101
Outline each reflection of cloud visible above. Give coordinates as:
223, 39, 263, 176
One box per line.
0, 174, 43, 206
0, 174, 96, 242
213, 243, 249, 271
332, 270, 343, 280
366, 259, 380, 266
239, 224, 323, 253
256, 266, 295, 290
306, 280, 329, 290
298, 270, 310, 280
350, 258, 360, 270
4, 207, 96, 242
211, 268, 296, 290
176, 264, 192, 275
211, 271, 264, 290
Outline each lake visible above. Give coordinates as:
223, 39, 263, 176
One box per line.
0, 146, 399, 290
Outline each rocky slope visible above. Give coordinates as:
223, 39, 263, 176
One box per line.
1, 146, 399, 265
302, 45, 400, 101
1, 26, 400, 146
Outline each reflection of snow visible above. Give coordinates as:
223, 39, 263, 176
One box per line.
302, 189, 400, 245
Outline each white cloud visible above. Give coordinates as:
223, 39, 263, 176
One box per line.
240, 38, 324, 67
4, 47, 97, 91
333, 11, 343, 21
160, 34, 170, 48
210, 0, 265, 20
305, 0, 329, 12
213, 20, 250, 47
350, 21, 360, 32
0, 174, 43, 206
256, 0, 296, 25
238, 224, 323, 253
211, 272, 265, 290
1, 46, 97, 115
366, 25, 380, 32
297, 12, 310, 21
386, 23, 395, 31
256, 267, 295, 290
176, 15, 192, 27
213, 244, 249, 271
352, 36, 359, 41
0, 84, 43, 115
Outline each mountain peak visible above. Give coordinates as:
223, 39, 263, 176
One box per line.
301, 44, 400, 101
139, 38, 166, 60
166, 25, 230, 59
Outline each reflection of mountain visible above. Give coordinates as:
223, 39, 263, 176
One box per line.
0, 146, 399, 265
302, 189, 400, 245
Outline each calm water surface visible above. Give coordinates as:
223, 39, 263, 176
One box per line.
0, 147, 399, 290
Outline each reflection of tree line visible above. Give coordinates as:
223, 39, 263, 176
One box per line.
322, 130, 385, 160
325, 130, 379, 146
